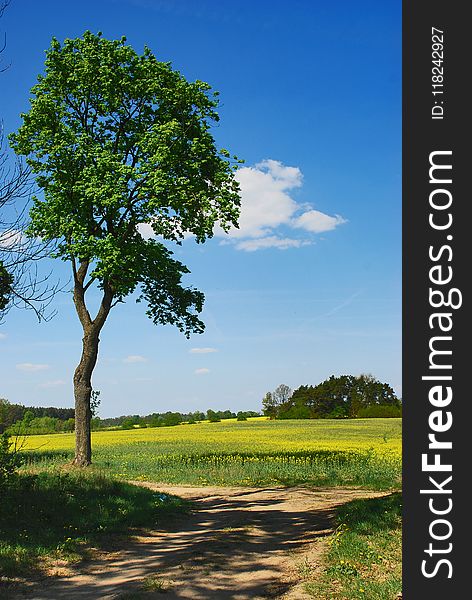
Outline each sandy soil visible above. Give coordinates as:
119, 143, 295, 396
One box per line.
6, 483, 386, 600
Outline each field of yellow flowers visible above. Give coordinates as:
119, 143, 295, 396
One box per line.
21, 418, 402, 489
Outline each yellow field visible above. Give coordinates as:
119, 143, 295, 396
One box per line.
22, 417, 401, 457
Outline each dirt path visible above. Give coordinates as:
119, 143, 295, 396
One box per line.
9, 484, 386, 600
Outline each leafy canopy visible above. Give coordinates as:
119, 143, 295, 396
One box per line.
10, 31, 241, 335
269, 375, 401, 420
0, 262, 13, 310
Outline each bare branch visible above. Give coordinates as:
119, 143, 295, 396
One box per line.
0, 127, 60, 322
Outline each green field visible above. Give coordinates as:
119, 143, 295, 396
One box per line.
21, 418, 402, 490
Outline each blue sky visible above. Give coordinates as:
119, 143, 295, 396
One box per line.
0, 0, 401, 417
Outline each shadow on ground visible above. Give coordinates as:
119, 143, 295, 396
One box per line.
3, 484, 386, 600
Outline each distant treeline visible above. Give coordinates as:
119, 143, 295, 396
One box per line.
101, 409, 260, 429
1, 398, 260, 435
1, 372, 401, 437
0, 399, 75, 433
263, 375, 402, 420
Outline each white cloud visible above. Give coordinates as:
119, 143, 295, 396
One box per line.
38, 379, 66, 388
215, 159, 346, 250
234, 236, 311, 252
194, 368, 210, 375
136, 223, 155, 240
0, 333, 7, 340
292, 210, 347, 233
123, 355, 147, 364
189, 347, 218, 354
16, 363, 50, 372
0, 229, 26, 249
136, 159, 346, 252
222, 160, 301, 239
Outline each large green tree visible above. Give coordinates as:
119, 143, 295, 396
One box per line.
10, 32, 241, 465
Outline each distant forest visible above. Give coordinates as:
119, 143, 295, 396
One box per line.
263, 375, 401, 420
0, 398, 259, 435
1, 374, 401, 436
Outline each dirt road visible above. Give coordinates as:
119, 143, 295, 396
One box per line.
9, 484, 385, 600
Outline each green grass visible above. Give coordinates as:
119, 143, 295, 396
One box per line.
304, 493, 402, 599
0, 470, 188, 580
22, 447, 401, 490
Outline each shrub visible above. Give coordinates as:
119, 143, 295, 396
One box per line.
357, 405, 402, 418
0, 433, 23, 484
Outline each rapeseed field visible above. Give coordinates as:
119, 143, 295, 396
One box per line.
21, 418, 401, 490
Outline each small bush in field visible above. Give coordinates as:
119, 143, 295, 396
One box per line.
0, 433, 23, 484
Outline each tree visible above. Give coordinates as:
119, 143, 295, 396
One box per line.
0, 431, 23, 485
262, 392, 277, 418
206, 409, 220, 423
273, 384, 293, 405
10, 32, 241, 465
63, 417, 75, 432
262, 385, 293, 419
286, 374, 401, 419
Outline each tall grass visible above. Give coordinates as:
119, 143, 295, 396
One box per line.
22, 446, 401, 490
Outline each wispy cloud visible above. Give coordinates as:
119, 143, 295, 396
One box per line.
234, 236, 311, 252
38, 379, 66, 388
194, 368, 210, 375
16, 363, 50, 372
320, 290, 363, 318
215, 159, 346, 251
0, 229, 27, 249
0, 333, 7, 340
123, 355, 148, 364
189, 347, 218, 354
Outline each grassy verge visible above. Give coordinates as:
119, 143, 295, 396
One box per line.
0, 470, 188, 582
22, 448, 401, 490
304, 493, 402, 600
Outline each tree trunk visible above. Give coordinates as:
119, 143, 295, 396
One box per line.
72, 328, 100, 466
71, 269, 113, 466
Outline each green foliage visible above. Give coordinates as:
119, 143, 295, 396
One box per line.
90, 389, 101, 417
63, 418, 75, 432
147, 412, 182, 427
0, 261, 13, 311
357, 405, 402, 418
121, 417, 139, 430
262, 391, 276, 418
8, 415, 64, 436
262, 385, 293, 418
0, 398, 74, 433
275, 375, 401, 420
0, 471, 188, 578
206, 409, 221, 423
0, 433, 23, 484
90, 417, 101, 431
10, 30, 241, 336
